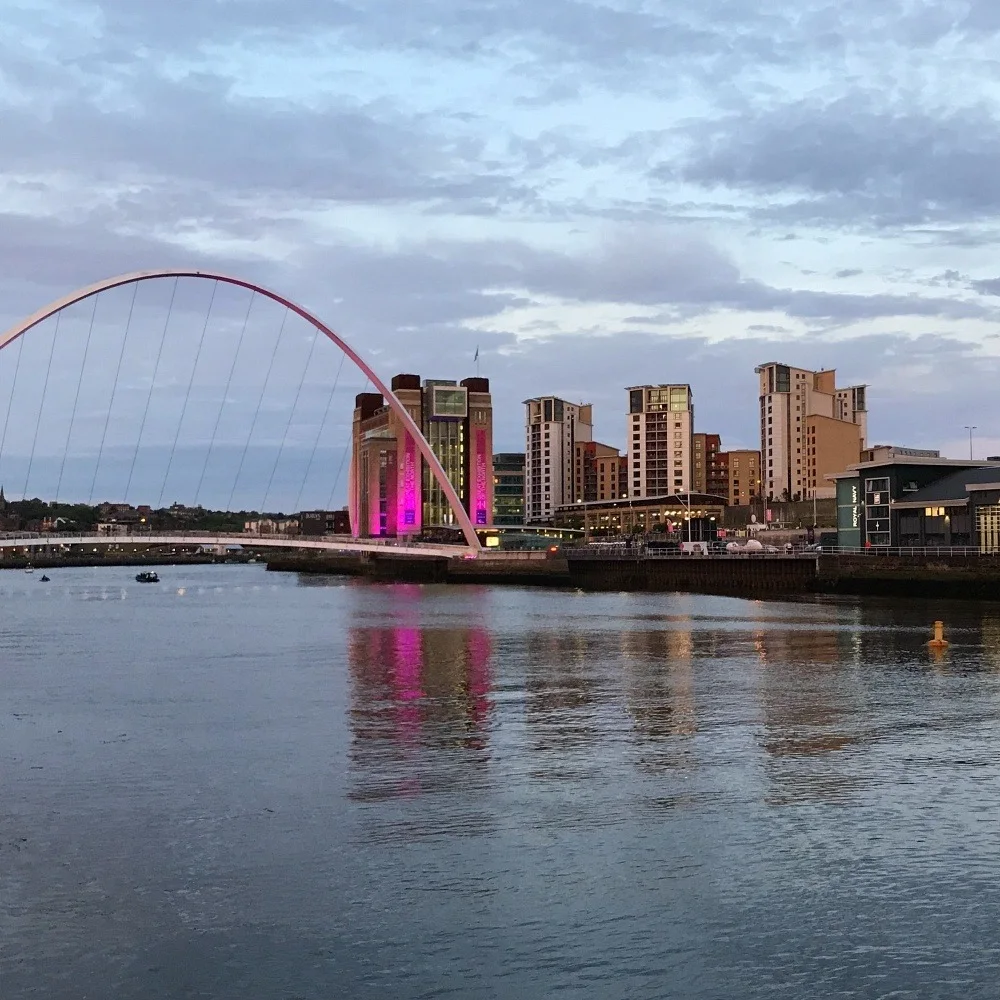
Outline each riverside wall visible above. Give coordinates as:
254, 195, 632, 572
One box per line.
265, 550, 570, 587
817, 553, 1000, 600
264, 549, 1000, 602
566, 555, 817, 596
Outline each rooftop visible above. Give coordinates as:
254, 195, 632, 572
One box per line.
556, 492, 729, 512
827, 457, 1000, 480
892, 466, 1000, 506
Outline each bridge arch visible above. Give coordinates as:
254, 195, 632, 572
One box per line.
0, 270, 482, 551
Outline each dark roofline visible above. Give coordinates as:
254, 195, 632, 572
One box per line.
555, 492, 728, 512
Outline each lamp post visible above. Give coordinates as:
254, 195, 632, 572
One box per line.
964, 425, 977, 461
681, 491, 693, 543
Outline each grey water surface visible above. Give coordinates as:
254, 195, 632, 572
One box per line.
2, 564, 999, 999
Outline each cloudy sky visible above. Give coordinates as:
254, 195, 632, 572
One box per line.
2, 0, 1000, 507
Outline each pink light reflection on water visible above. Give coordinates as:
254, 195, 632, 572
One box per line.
466, 628, 493, 737
392, 626, 424, 745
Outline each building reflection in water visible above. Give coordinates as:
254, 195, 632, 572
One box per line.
622, 621, 696, 729
347, 621, 492, 807
753, 623, 867, 805
523, 630, 602, 758
982, 615, 1000, 671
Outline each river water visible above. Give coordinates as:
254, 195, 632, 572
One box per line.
2, 564, 999, 999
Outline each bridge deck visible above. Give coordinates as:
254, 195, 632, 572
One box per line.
0, 533, 473, 559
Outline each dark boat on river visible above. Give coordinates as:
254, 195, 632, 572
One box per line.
135, 571, 160, 583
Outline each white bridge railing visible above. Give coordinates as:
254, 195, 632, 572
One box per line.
0, 531, 474, 559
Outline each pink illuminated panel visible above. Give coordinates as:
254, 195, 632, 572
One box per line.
398, 431, 421, 535
474, 428, 489, 526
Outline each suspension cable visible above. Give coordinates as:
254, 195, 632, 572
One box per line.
327, 375, 369, 510
292, 350, 346, 513
55, 292, 100, 503
158, 279, 218, 509
22, 308, 62, 499
194, 290, 255, 507
124, 276, 178, 503
226, 306, 289, 514
89, 280, 139, 503
260, 325, 321, 514
0, 332, 26, 491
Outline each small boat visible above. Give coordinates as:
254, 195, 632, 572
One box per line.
135, 571, 160, 583
24, 564, 34, 574
39, 574, 50, 582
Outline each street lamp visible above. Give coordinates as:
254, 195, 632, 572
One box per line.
964, 425, 977, 461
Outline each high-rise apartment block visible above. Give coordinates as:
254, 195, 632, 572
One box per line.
626, 385, 693, 497
524, 397, 593, 523
350, 374, 492, 537
755, 363, 867, 500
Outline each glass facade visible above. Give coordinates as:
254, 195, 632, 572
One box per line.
836, 476, 862, 548
864, 477, 891, 546
431, 386, 468, 418
423, 419, 465, 527
493, 452, 525, 526
978, 505, 1000, 554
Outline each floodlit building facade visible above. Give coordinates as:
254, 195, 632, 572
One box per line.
350, 374, 493, 537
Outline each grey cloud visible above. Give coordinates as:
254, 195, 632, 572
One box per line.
971, 277, 1000, 296
835, 269, 862, 278
961, 0, 1000, 34
676, 97, 1000, 225
0, 69, 522, 210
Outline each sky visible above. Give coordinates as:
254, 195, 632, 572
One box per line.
2, 0, 1000, 508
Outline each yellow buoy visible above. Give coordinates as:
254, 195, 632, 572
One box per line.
927, 620, 949, 649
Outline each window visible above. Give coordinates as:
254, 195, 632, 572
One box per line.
925, 506, 946, 517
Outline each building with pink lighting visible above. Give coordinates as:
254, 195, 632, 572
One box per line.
350, 374, 493, 537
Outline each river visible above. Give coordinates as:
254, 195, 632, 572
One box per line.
2, 564, 999, 998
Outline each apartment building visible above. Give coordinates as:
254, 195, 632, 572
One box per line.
693, 433, 728, 496
755, 363, 867, 501
626, 384, 693, 497
524, 397, 593, 523
721, 450, 761, 505
574, 441, 624, 503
